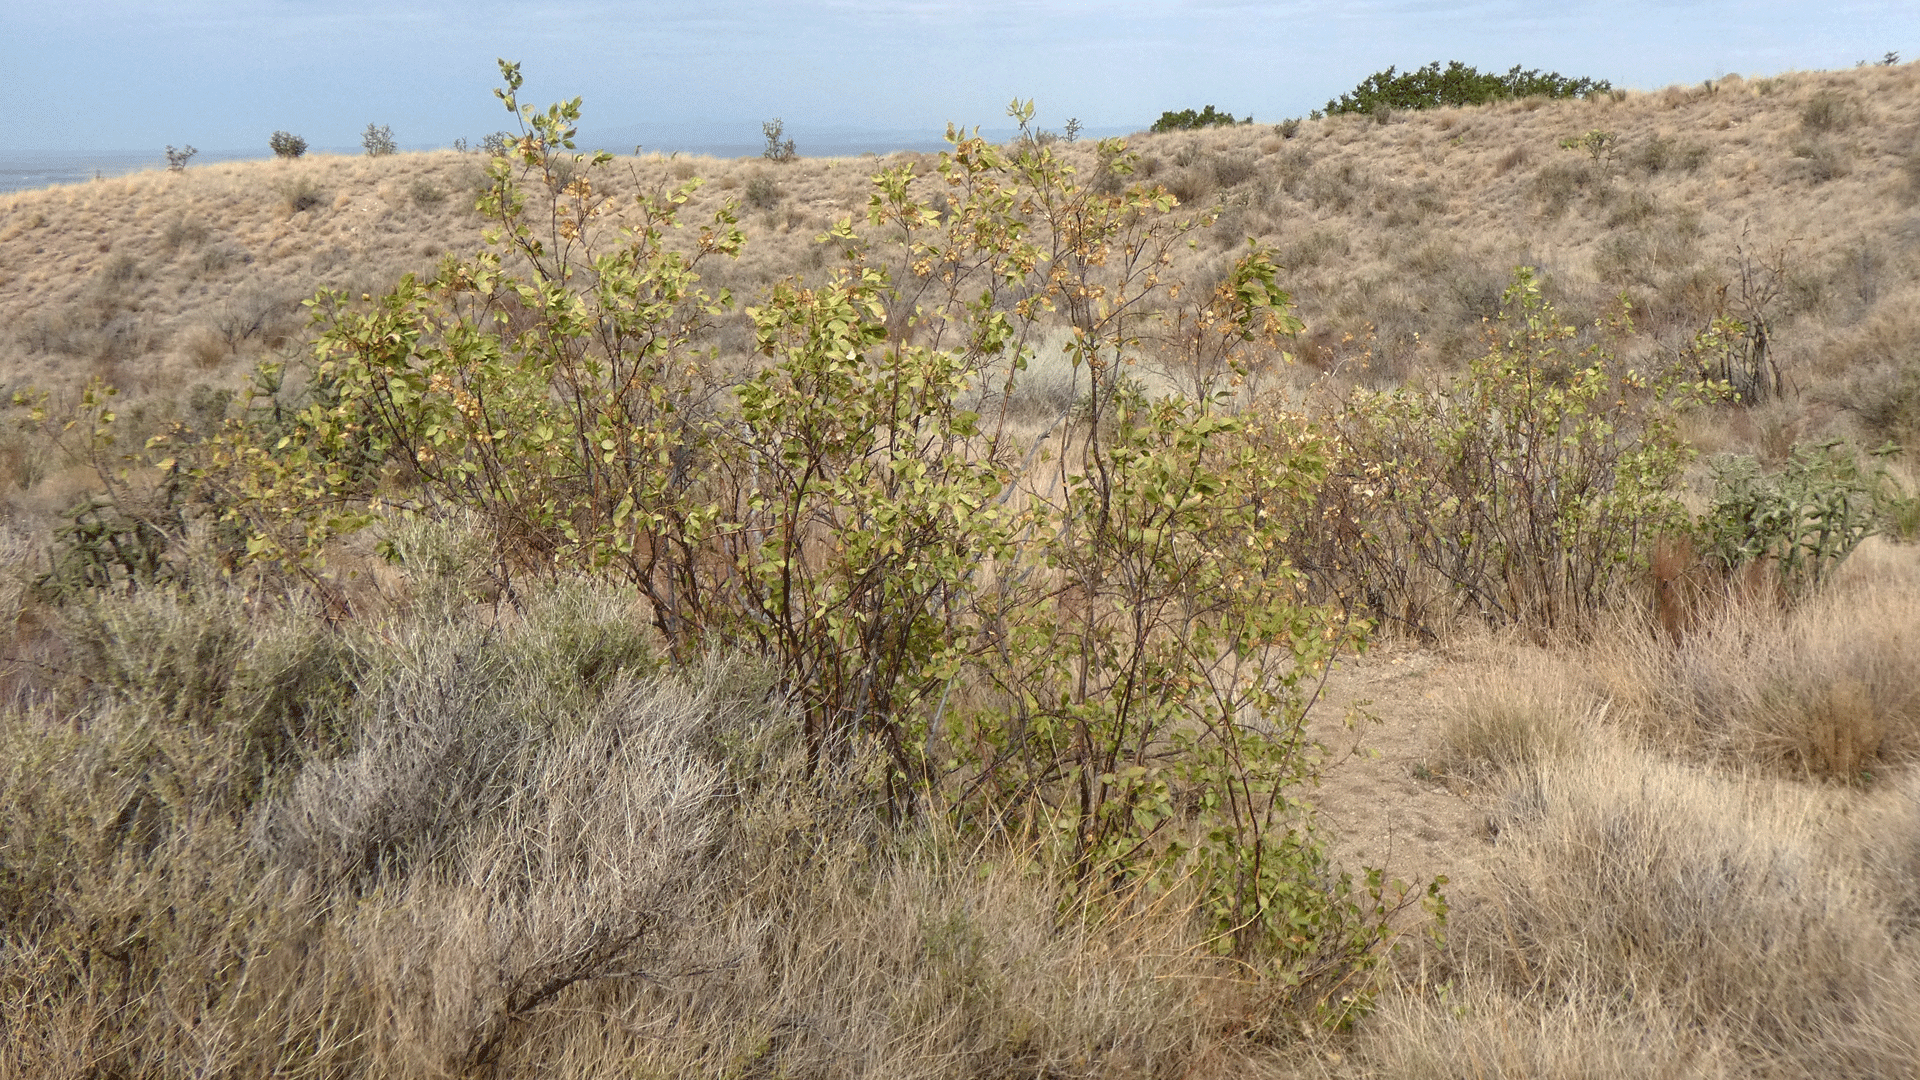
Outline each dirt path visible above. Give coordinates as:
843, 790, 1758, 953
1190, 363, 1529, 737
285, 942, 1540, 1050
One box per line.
1302, 641, 1490, 898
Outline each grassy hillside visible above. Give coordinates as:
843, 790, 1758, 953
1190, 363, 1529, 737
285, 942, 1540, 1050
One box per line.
1, 62, 1919, 1079
3, 63, 1917, 442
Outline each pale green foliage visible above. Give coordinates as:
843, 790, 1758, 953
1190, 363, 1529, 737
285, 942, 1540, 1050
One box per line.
1558, 128, 1619, 163
1690, 311, 1782, 404
970, 388, 1426, 1000
1309, 270, 1704, 632
133, 68, 1434, 1021
1697, 439, 1896, 591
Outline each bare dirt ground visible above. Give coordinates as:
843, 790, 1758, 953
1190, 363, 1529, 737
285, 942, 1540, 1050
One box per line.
1307, 639, 1492, 899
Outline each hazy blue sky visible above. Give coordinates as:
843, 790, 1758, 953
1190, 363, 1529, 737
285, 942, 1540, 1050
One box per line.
4, 0, 1916, 157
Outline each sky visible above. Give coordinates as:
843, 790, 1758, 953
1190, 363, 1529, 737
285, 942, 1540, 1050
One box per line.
3, 0, 1917, 159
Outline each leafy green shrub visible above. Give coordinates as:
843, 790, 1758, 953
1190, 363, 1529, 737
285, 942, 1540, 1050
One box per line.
1151, 105, 1247, 132
1325, 61, 1610, 116
1559, 129, 1619, 164
268, 130, 307, 159
166, 68, 1435, 1020
362, 123, 396, 157
1302, 270, 1703, 633
164, 144, 196, 172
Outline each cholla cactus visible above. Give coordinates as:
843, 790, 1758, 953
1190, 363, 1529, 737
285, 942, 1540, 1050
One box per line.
362, 123, 397, 157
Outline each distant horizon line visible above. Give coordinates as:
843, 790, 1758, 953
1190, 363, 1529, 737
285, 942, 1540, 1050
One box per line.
2, 122, 1147, 163
0, 124, 1148, 195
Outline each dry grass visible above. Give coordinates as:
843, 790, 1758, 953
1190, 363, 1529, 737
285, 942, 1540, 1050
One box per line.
1292, 540, 1920, 1077
1435, 653, 1597, 780
9, 500, 1913, 1079
0, 528, 1325, 1078
1351, 730, 1920, 1078
1590, 538, 1920, 781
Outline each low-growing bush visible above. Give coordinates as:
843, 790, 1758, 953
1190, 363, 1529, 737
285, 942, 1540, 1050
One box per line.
1630, 133, 1710, 174
1325, 61, 1611, 116
1694, 439, 1896, 592
1558, 128, 1618, 164
408, 177, 446, 206
268, 130, 307, 159
1799, 90, 1860, 133
273, 174, 325, 213
1294, 269, 1703, 635
1529, 159, 1596, 215
743, 172, 780, 209
1793, 138, 1849, 182
0, 578, 749, 1077
1151, 105, 1247, 132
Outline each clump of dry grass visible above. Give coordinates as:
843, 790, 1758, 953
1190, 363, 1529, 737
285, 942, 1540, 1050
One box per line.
1300, 536, 1920, 1077
1349, 728, 1920, 1078
0, 560, 722, 1076
1592, 538, 1920, 781
1435, 655, 1596, 780
1349, 985, 1735, 1079
0, 544, 1322, 1077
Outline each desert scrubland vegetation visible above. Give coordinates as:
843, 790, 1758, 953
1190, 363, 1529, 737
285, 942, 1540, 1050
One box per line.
1, 57, 1919, 1077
